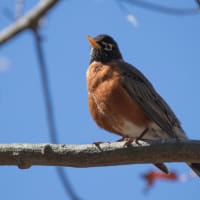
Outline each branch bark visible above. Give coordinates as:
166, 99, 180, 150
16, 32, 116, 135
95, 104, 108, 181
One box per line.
0, 139, 200, 169
0, 0, 59, 45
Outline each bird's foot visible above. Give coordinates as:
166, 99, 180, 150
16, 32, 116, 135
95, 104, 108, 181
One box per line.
117, 137, 136, 146
134, 128, 149, 145
93, 141, 104, 151
93, 141, 104, 146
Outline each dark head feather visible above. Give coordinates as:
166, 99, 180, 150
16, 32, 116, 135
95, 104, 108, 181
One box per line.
89, 34, 123, 63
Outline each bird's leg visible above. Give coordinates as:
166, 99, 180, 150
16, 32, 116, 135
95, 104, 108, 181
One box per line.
93, 141, 111, 150
93, 141, 104, 145
135, 128, 148, 144
117, 128, 149, 146
117, 137, 135, 146
117, 137, 130, 142
93, 141, 104, 151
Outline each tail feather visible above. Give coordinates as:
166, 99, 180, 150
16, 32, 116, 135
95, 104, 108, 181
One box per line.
154, 163, 169, 174
188, 163, 200, 177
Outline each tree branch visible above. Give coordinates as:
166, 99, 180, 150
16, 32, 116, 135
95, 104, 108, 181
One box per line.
1, 139, 200, 169
0, 0, 59, 45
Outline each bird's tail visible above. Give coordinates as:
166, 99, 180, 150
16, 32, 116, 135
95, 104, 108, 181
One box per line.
175, 130, 200, 178
154, 163, 169, 174
188, 163, 200, 177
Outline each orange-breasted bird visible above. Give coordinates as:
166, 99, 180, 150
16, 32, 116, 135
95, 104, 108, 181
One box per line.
86, 34, 200, 176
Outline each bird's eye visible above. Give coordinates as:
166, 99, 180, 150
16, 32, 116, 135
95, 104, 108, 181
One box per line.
101, 41, 113, 51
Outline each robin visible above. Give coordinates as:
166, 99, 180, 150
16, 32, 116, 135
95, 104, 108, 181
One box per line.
86, 34, 200, 176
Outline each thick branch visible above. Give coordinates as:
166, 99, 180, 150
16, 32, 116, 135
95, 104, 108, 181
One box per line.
0, 139, 200, 169
0, 0, 59, 45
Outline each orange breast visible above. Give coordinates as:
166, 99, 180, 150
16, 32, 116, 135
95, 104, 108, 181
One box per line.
87, 61, 149, 136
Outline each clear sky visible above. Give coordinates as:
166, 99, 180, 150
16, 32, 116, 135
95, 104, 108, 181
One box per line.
0, 0, 200, 199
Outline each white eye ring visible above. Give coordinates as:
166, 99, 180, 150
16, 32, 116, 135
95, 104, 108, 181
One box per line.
102, 41, 113, 51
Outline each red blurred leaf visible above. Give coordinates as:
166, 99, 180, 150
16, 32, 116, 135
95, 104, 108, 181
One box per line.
142, 170, 178, 192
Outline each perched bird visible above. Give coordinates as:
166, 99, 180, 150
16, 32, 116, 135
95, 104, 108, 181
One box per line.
86, 34, 200, 176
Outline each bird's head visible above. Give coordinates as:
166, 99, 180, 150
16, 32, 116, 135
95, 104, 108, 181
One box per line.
87, 34, 123, 63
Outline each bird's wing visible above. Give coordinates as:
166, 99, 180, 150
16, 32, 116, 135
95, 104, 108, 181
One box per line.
117, 60, 181, 137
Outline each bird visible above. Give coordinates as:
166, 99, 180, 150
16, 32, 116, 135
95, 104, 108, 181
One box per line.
86, 34, 200, 177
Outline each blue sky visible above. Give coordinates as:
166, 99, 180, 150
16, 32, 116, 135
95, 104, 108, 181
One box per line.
0, 0, 200, 199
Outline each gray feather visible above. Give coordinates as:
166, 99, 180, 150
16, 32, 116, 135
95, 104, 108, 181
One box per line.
117, 60, 184, 138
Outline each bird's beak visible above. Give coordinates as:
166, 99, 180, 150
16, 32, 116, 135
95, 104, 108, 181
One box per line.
87, 36, 101, 49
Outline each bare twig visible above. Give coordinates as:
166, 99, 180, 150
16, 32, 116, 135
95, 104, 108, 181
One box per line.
0, 0, 59, 45
33, 30, 58, 143
32, 29, 80, 200
0, 0, 79, 197
196, 0, 200, 7
0, 140, 200, 168
117, 0, 200, 15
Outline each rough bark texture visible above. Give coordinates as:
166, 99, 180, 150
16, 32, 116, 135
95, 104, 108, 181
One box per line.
0, 139, 199, 169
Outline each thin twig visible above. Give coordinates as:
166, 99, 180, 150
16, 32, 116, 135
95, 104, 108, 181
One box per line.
33, 30, 58, 143
0, 0, 79, 198
196, 0, 200, 7
32, 29, 80, 200
117, 0, 200, 15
